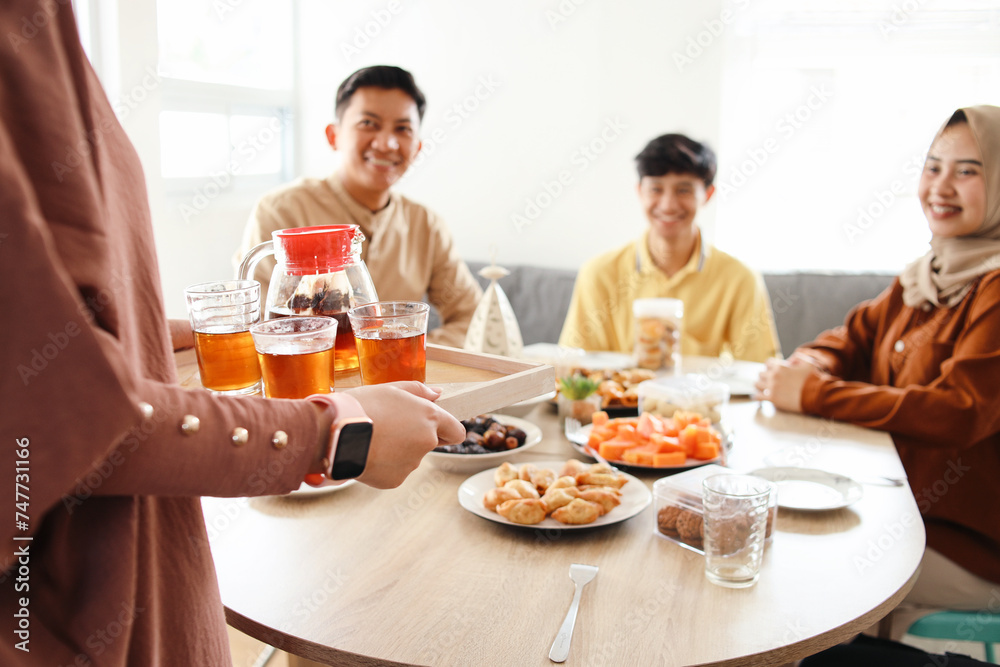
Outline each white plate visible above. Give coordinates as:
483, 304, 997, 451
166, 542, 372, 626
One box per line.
425, 415, 544, 474
520, 343, 634, 371
751, 467, 863, 511
457, 460, 651, 530
679, 356, 766, 397
576, 351, 635, 371
287, 479, 358, 496
565, 423, 725, 472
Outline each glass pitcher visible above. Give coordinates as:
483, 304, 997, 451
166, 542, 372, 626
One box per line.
238, 224, 378, 372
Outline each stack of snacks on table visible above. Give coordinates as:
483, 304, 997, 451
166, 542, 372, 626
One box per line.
633, 298, 683, 371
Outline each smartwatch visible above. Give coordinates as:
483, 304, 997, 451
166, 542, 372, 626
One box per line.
308, 394, 374, 481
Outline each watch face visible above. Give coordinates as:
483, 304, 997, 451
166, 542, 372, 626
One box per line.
330, 421, 373, 480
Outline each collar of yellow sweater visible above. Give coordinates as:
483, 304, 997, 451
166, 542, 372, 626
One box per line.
636, 229, 709, 286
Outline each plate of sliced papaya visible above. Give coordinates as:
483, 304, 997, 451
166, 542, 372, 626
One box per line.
565, 411, 729, 473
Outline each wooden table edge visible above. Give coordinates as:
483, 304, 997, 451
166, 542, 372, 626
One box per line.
687, 565, 922, 667
224, 606, 419, 667
224, 563, 922, 667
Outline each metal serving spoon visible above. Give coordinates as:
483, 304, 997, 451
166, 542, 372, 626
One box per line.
549, 563, 599, 663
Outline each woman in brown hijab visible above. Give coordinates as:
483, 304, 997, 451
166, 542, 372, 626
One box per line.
757, 106, 1000, 636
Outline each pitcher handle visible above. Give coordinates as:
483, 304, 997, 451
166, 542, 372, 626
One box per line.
236, 240, 275, 282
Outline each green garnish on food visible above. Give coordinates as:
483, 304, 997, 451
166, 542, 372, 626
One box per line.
558, 374, 601, 400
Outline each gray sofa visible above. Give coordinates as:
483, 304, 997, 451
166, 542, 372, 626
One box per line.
463, 261, 896, 356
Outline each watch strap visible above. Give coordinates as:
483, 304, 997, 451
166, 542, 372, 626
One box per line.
306, 393, 371, 481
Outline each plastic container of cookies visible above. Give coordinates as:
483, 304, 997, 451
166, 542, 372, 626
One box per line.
638, 374, 730, 424
632, 298, 682, 371
654, 465, 776, 554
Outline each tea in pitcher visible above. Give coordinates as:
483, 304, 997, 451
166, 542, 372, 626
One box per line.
269, 308, 359, 374
238, 224, 378, 374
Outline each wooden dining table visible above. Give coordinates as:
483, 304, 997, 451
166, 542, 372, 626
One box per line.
186, 351, 925, 666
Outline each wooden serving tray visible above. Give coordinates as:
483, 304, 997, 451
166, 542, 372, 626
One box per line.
174, 343, 554, 421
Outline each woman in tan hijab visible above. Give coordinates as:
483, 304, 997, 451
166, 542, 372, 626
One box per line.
756, 106, 1000, 636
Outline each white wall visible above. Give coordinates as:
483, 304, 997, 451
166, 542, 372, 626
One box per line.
145, 0, 725, 318
296, 0, 724, 266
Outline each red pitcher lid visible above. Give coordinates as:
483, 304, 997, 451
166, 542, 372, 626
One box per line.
272, 224, 362, 275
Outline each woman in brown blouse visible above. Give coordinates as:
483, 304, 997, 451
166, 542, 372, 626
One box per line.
0, 3, 463, 665
757, 105, 1000, 636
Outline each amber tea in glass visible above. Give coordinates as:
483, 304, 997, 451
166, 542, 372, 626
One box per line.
185, 280, 262, 395
250, 317, 337, 399
257, 347, 334, 399
193, 330, 261, 392
348, 302, 429, 385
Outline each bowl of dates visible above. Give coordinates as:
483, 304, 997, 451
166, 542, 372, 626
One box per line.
426, 414, 542, 473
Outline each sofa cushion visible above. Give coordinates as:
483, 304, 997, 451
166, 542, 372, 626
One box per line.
764, 272, 895, 354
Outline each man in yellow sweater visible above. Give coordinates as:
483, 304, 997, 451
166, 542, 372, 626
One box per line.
559, 134, 780, 362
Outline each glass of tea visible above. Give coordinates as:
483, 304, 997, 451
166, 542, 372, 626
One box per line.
184, 280, 262, 395
348, 301, 429, 385
249, 317, 338, 399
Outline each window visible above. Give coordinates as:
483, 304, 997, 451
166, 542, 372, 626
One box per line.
156, 0, 297, 194
715, 1, 1000, 272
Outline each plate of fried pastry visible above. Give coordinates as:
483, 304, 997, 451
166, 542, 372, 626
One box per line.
457, 459, 652, 530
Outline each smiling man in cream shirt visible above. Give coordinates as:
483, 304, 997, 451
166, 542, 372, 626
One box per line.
237, 66, 482, 348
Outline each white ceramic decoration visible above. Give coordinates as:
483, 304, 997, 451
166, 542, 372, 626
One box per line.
463, 262, 524, 357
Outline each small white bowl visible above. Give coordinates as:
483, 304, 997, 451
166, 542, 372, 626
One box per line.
425, 415, 543, 474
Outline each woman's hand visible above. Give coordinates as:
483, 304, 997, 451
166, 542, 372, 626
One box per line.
344, 382, 465, 489
754, 358, 818, 414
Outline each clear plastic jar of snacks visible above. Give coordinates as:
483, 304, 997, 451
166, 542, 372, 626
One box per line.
633, 298, 683, 371
637, 374, 730, 424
